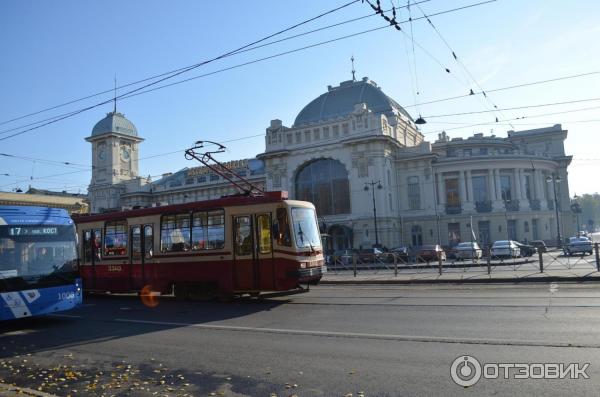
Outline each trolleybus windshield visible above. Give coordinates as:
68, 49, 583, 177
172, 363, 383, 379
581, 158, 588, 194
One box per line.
0, 224, 78, 287
291, 207, 321, 249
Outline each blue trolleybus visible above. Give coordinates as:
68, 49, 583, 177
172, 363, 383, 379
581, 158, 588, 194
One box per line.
0, 206, 82, 320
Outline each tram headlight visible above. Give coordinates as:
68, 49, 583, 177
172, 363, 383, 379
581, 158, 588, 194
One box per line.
299, 262, 307, 269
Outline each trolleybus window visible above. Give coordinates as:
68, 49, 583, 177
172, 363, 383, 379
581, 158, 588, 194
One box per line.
257, 214, 272, 254
104, 221, 128, 256
207, 210, 225, 249
291, 207, 321, 249
235, 216, 252, 256
0, 225, 78, 278
276, 208, 291, 247
160, 214, 191, 252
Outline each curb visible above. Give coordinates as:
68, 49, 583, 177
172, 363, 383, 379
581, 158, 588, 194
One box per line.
320, 276, 600, 285
0, 383, 58, 397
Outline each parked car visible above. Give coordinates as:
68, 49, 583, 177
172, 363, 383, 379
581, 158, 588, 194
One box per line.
515, 242, 537, 257
331, 249, 355, 266
530, 240, 547, 253
491, 240, 520, 258
358, 247, 384, 263
565, 236, 593, 256
388, 246, 409, 263
443, 245, 458, 260
416, 244, 446, 262
455, 242, 483, 260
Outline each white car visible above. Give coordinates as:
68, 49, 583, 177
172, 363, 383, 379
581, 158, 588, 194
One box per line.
491, 240, 520, 258
565, 237, 593, 256
455, 242, 483, 260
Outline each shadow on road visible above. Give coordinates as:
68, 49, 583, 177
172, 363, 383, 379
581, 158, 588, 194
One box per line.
0, 293, 290, 359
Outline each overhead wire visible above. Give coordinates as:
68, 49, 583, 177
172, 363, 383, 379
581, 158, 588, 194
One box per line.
0, 0, 498, 140
0, 0, 363, 128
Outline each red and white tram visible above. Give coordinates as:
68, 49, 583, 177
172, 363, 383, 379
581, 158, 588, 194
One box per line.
74, 191, 325, 299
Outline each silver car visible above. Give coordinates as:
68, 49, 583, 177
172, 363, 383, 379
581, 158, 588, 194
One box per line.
455, 242, 483, 260
566, 237, 593, 256
491, 240, 520, 258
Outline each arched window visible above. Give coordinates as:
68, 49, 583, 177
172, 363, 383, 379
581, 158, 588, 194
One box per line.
295, 159, 350, 216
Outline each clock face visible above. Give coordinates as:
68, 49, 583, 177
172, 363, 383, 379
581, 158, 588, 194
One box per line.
98, 145, 106, 160
120, 146, 130, 161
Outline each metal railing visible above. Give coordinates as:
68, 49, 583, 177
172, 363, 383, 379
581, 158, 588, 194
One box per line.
326, 243, 600, 277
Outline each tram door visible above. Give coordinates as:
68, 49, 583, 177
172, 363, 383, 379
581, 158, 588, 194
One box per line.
233, 214, 275, 291
129, 225, 154, 291
233, 215, 258, 291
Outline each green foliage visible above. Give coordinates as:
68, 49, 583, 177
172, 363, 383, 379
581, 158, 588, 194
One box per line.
575, 193, 600, 230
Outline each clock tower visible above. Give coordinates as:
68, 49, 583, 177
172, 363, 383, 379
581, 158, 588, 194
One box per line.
86, 109, 143, 213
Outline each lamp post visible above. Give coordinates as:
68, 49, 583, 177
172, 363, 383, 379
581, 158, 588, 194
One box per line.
364, 180, 383, 248
546, 174, 562, 247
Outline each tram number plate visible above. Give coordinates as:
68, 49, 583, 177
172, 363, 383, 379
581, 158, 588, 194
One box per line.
108, 265, 122, 272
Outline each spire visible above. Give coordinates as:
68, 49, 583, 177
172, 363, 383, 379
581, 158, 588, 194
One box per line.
351, 55, 356, 81
113, 74, 117, 114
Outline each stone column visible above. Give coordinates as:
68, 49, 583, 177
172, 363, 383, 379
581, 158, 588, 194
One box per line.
519, 169, 530, 210
488, 169, 496, 201
464, 170, 475, 211
514, 169, 522, 200
459, 171, 467, 205
492, 169, 504, 211
437, 172, 445, 207
536, 169, 548, 210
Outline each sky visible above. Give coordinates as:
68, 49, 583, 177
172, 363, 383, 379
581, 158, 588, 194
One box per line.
1, 0, 599, 196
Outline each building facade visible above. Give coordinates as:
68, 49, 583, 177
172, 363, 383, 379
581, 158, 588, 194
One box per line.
86, 76, 575, 249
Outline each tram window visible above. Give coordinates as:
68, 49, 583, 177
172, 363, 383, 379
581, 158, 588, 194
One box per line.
92, 229, 102, 261
131, 226, 141, 259
144, 225, 154, 259
104, 221, 128, 256
160, 214, 191, 252
207, 210, 225, 249
235, 216, 252, 256
83, 230, 92, 263
257, 214, 272, 254
191, 212, 207, 250
276, 208, 291, 247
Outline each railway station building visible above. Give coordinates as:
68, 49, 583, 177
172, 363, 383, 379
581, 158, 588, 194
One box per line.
86, 76, 575, 250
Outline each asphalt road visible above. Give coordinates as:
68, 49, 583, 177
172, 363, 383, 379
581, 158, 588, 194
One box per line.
2, 283, 600, 396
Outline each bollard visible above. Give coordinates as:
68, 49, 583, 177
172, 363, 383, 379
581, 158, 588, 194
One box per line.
538, 248, 544, 273
595, 243, 600, 272
438, 253, 443, 275
487, 252, 491, 275
353, 254, 357, 277
394, 254, 398, 277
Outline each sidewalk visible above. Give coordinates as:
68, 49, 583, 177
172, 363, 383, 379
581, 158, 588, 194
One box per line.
321, 265, 600, 284
0, 383, 57, 397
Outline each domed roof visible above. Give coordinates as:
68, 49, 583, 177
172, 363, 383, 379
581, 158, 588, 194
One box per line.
293, 77, 413, 127
91, 111, 138, 137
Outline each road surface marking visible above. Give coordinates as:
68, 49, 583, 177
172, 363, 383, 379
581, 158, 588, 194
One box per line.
113, 318, 600, 348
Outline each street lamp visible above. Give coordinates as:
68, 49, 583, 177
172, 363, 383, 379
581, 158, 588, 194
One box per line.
364, 180, 383, 248
546, 174, 562, 247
